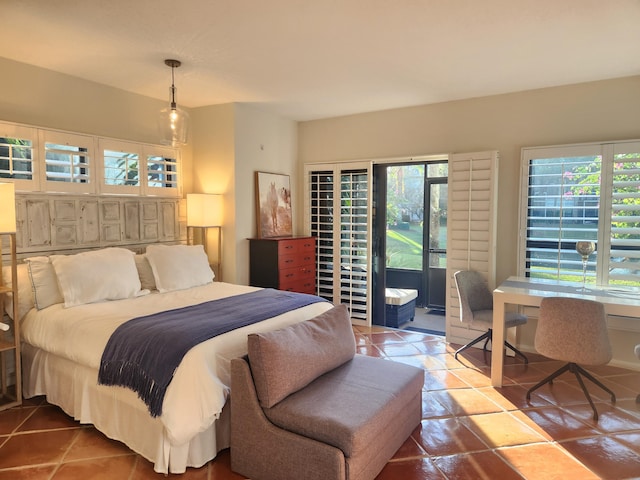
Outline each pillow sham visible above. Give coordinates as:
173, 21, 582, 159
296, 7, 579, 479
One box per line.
25, 256, 64, 311
145, 244, 214, 293
2, 263, 35, 320
134, 254, 157, 291
50, 248, 141, 308
248, 304, 355, 408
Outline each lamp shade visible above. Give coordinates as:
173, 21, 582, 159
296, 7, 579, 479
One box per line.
187, 194, 223, 227
0, 183, 16, 233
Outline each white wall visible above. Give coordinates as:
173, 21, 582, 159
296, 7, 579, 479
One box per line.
297, 75, 640, 367
190, 104, 235, 281
233, 104, 298, 285
190, 103, 298, 285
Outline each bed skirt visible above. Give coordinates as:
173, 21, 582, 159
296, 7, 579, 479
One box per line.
21, 343, 228, 474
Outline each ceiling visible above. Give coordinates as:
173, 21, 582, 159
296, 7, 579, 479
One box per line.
3, 0, 640, 121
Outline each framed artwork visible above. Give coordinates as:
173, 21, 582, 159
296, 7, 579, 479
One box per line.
255, 171, 292, 238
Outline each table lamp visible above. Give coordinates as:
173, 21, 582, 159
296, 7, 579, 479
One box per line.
187, 193, 224, 280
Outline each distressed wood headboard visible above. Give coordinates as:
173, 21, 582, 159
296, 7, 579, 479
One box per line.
7, 194, 186, 260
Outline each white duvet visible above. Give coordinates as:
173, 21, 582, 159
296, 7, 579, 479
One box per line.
21, 282, 332, 445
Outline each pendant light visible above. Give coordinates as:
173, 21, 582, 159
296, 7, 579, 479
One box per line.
158, 59, 190, 146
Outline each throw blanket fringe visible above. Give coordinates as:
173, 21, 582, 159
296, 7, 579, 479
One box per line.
98, 288, 327, 417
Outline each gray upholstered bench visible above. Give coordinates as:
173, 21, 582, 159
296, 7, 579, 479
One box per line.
230, 304, 423, 480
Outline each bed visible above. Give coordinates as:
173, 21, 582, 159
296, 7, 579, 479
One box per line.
4, 244, 332, 474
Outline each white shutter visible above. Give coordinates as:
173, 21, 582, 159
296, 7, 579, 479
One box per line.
307, 169, 336, 302
0, 122, 39, 191
338, 169, 369, 321
99, 139, 142, 195
305, 162, 372, 325
445, 151, 499, 345
144, 145, 180, 197
608, 142, 640, 284
40, 130, 95, 194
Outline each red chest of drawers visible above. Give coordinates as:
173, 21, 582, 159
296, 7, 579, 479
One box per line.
249, 236, 316, 295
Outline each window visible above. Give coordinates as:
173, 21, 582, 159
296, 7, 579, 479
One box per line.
0, 123, 37, 190
145, 146, 179, 193
41, 131, 94, 193
104, 149, 139, 186
101, 140, 140, 194
100, 140, 180, 197
520, 141, 640, 287
0, 120, 180, 197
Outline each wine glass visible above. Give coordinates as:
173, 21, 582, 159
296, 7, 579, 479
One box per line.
575, 241, 595, 291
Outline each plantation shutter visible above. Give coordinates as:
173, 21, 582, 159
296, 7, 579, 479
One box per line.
305, 162, 372, 325
0, 122, 38, 191
144, 145, 180, 197
608, 142, 640, 284
519, 140, 640, 288
445, 151, 499, 345
41, 130, 94, 194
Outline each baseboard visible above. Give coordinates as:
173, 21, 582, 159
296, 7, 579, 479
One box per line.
403, 326, 445, 336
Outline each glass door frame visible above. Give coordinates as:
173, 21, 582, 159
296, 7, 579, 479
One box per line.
425, 177, 447, 310
371, 156, 448, 326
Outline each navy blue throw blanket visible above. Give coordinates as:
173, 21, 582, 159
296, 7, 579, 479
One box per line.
98, 289, 327, 417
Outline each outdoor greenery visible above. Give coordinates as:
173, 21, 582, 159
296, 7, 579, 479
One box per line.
386, 224, 423, 269
0, 137, 32, 180
386, 164, 424, 270
568, 153, 640, 240
385, 163, 448, 270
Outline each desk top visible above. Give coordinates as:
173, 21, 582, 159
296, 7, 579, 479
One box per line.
494, 276, 640, 313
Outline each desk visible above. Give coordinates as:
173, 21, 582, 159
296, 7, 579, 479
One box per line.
491, 276, 640, 387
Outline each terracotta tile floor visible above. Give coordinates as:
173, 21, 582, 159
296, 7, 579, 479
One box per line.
1, 325, 640, 479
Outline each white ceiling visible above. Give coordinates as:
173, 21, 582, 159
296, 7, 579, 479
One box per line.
3, 0, 640, 121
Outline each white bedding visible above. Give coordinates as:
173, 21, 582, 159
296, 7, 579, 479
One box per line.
21, 282, 332, 472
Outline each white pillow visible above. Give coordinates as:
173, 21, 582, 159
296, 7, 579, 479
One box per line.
25, 256, 64, 311
50, 248, 141, 307
145, 244, 214, 293
2, 263, 35, 320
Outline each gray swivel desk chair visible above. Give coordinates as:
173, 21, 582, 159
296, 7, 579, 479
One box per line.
453, 270, 528, 363
526, 297, 616, 421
